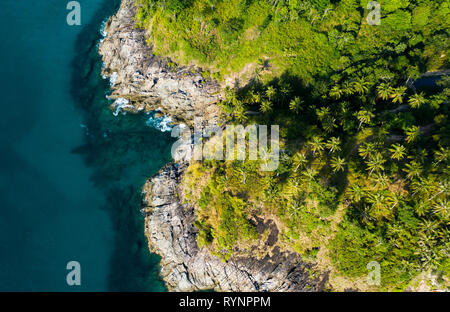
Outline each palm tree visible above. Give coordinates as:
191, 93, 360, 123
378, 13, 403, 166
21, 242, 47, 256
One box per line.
390, 86, 407, 104
288, 201, 303, 219
389, 143, 406, 161
366, 152, 386, 175
372, 172, 390, 190
284, 178, 300, 199
386, 193, 401, 210
377, 82, 392, 101
403, 160, 422, 181
260, 99, 273, 113
434, 146, 449, 164
405, 126, 420, 144
408, 153, 428, 175
309, 136, 324, 155
289, 96, 303, 114
234, 166, 247, 184
234, 105, 248, 123
264, 183, 278, 202
368, 192, 390, 220
415, 201, 430, 217
416, 229, 438, 257
331, 156, 346, 173
269, 0, 281, 9
352, 77, 370, 95
279, 83, 291, 104
224, 86, 236, 101
348, 184, 364, 203
388, 224, 404, 248
411, 177, 433, 197
252, 66, 263, 83
303, 166, 318, 180
317, 106, 330, 120
329, 85, 343, 99
265, 86, 276, 101
433, 199, 449, 221
324, 117, 338, 133
357, 206, 374, 224
355, 109, 375, 130
326, 137, 341, 154
343, 81, 354, 95
249, 90, 262, 105
420, 219, 439, 235
321, 7, 333, 21
429, 179, 449, 201
358, 142, 377, 159
292, 151, 307, 172
408, 92, 426, 109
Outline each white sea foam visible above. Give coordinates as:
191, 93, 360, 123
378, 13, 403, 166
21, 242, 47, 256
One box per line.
146, 114, 173, 132
112, 98, 133, 116
99, 19, 108, 37
98, 18, 109, 67
97, 20, 108, 49
109, 72, 118, 86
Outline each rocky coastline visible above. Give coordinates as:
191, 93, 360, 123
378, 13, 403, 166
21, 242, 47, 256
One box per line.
141, 163, 327, 291
99, 0, 221, 126
99, 0, 326, 292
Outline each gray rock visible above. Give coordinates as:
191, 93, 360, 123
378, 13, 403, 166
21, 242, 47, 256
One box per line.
99, 0, 222, 125
142, 164, 327, 292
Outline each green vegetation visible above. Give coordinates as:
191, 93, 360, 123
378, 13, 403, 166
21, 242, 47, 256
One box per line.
136, 0, 449, 290
136, 0, 448, 83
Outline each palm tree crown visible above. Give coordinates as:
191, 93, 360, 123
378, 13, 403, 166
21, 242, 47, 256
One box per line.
348, 184, 364, 203
343, 81, 354, 95
331, 156, 346, 173
377, 82, 392, 100
326, 137, 341, 154
329, 85, 343, 99
405, 126, 420, 144
352, 77, 370, 95
358, 142, 377, 159
292, 151, 307, 172
408, 92, 426, 108
366, 152, 386, 175
403, 160, 423, 181
390, 86, 407, 104
355, 109, 375, 130
260, 99, 273, 113
289, 96, 303, 114
309, 136, 324, 155
389, 143, 406, 161
265, 86, 276, 101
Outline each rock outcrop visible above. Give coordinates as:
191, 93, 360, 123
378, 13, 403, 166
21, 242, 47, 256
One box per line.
99, 0, 221, 125
100, 0, 326, 292
142, 164, 326, 292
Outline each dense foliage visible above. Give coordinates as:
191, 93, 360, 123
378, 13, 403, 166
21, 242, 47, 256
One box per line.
136, 0, 449, 290
136, 0, 448, 83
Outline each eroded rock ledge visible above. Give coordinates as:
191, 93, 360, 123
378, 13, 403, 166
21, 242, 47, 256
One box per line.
142, 164, 326, 292
100, 0, 326, 292
99, 0, 221, 125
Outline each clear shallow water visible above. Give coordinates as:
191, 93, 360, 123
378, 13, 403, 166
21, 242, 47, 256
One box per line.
0, 0, 171, 291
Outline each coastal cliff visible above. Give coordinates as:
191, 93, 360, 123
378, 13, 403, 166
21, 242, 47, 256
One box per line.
141, 163, 326, 291
99, 0, 221, 125
99, 0, 326, 292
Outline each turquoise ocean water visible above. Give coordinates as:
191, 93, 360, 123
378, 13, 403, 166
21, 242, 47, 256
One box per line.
0, 0, 171, 291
